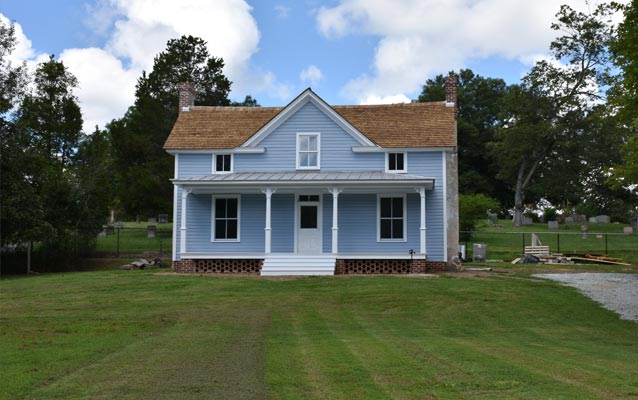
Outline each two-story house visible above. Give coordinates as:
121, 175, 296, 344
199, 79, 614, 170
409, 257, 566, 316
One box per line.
164, 76, 459, 275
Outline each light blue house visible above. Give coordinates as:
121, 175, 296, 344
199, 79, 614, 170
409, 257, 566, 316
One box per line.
164, 78, 459, 275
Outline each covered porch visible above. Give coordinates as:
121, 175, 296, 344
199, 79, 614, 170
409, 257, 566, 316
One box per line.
173, 171, 438, 274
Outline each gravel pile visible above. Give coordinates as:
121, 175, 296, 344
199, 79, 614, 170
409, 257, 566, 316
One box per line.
533, 273, 638, 321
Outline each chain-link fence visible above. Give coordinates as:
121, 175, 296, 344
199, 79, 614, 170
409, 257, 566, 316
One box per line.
460, 231, 638, 263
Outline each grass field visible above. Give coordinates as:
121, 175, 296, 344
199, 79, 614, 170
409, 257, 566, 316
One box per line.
94, 223, 172, 255
466, 219, 638, 264
2, 269, 637, 399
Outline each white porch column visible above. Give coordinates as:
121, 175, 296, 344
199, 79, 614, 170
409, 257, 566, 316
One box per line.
180, 188, 191, 254
416, 187, 427, 254
261, 188, 276, 254
329, 188, 343, 254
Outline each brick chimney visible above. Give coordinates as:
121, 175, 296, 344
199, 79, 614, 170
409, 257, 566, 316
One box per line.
445, 74, 457, 106
178, 82, 196, 112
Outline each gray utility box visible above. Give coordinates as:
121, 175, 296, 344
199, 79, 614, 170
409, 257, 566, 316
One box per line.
473, 243, 487, 262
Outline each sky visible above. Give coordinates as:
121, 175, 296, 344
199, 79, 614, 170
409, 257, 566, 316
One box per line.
0, 0, 604, 132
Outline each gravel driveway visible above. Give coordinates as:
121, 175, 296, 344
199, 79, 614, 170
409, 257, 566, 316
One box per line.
533, 273, 638, 321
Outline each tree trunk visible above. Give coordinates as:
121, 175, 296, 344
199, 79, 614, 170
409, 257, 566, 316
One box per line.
513, 164, 526, 227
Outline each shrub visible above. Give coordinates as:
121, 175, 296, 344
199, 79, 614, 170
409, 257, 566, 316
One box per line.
459, 194, 499, 241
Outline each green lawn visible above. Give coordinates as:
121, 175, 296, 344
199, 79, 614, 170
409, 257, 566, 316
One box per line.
2, 270, 637, 399
94, 223, 172, 255
465, 219, 638, 264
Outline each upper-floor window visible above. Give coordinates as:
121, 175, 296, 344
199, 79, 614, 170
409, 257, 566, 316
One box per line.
297, 133, 320, 170
214, 154, 233, 174
386, 152, 406, 173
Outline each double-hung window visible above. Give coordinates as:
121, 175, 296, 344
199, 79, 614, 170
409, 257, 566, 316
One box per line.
378, 195, 406, 241
212, 196, 240, 241
297, 133, 320, 169
214, 154, 232, 174
386, 152, 406, 173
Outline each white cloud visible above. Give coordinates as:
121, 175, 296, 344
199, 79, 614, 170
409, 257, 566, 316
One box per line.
359, 93, 411, 105
274, 5, 291, 19
59, 48, 138, 131
300, 65, 323, 87
4, 1, 290, 131
316, 0, 597, 104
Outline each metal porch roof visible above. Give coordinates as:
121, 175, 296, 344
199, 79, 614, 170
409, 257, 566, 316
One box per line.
173, 171, 435, 189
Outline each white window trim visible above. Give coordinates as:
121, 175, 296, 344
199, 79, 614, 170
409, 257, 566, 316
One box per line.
377, 194, 407, 242
296, 132, 321, 170
212, 153, 234, 174
385, 152, 407, 173
211, 195, 241, 242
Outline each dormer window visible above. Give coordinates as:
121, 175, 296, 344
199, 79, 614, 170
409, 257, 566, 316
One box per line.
386, 152, 406, 173
214, 154, 233, 174
296, 133, 320, 170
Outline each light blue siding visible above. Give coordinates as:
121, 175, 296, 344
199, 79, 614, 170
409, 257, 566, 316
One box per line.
271, 194, 295, 253
235, 102, 384, 172
177, 154, 212, 178
322, 193, 445, 261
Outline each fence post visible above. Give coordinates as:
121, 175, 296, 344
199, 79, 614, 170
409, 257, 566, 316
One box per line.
557, 232, 560, 253
116, 226, 120, 257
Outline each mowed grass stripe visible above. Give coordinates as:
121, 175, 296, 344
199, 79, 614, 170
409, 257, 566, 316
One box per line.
26, 306, 270, 399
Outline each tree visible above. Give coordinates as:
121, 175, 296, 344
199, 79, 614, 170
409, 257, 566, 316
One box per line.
418, 69, 510, 205
110, 35, 233, 218
459, 194, 499, 241
609, 0, 638, 184
231, 95, 260, 107
491, 3, 615, 227
0, 20, 36, 247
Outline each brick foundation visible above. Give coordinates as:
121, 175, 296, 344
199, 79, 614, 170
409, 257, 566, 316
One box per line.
173, 259, 262, 274
335, 259, 453, 274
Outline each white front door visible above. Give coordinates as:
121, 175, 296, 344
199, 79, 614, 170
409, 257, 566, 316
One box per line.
296, 195, 322, 254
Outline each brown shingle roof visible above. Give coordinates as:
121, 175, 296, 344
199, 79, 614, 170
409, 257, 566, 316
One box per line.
163, 100, 456, 150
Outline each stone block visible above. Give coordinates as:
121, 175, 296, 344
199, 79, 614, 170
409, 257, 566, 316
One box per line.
148, 217, 157, 224
522, 217, 533, 226
158, 214, 168, 223
589, 217, 598, 224
147, 225, 156, 238
548, 221, 559, 229
565, 216, 574, 223
596, 215, 610, 224
624, 227, 633, 235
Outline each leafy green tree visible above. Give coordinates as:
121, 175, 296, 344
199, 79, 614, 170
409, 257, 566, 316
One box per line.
231, 95, 260, 107
111, 35, 233, 218
12, 57, 84, 256
418, 69, 510, 205
491, 3, 615, 227
0, 20, 37, 247
609, 0, 638, 184
459, 194, 499, 241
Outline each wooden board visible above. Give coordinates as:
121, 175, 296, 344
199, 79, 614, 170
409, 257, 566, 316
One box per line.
569, 257, 630, 266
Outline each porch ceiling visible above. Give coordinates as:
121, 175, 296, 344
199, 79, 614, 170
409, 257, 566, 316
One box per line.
173, 171, 435, 193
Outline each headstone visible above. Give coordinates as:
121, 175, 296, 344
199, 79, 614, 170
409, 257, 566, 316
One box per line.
148, 217, 157, 224
596, 234, 603, 239
147, 225, 157, 238
589, 217, 598, 224
522, 217, 533, 226
473, 243, 487, 262
105, 225, 115, 235
548, 221, 559, 230
624, 227, 633, 235
158, 214, 168, 224
97, 229, 106, 238
565, 216, 574, 223
581, 225, 588, 239
596, 215, 610, 224
487, 211, 498, 225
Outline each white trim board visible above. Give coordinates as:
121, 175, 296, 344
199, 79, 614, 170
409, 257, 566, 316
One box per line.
442, 152, 448, 262
376, 193, 408, 243
211, 195, 241, 242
